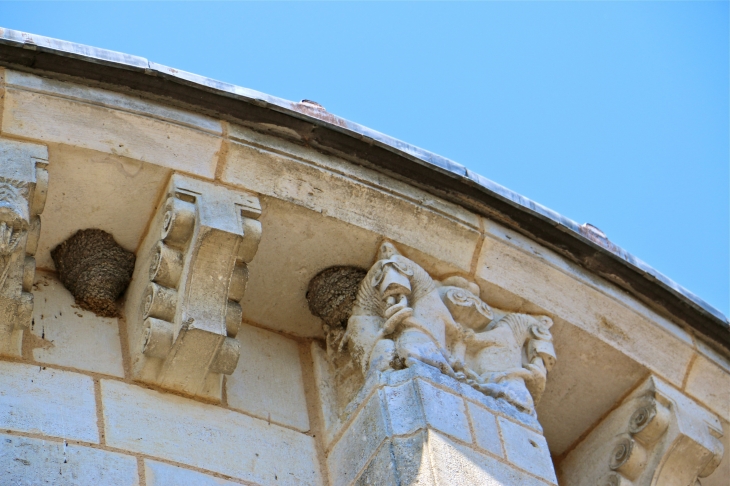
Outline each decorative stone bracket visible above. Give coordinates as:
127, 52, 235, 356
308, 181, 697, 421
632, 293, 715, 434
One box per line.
559, 375, 724, 486
124, 174, 262, 401
0, 139, 48, 357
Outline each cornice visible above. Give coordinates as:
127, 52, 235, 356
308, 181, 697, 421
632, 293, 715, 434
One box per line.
0, 27, 727, 350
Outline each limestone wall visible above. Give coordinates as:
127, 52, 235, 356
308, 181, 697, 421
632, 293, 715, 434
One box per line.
0, 65, 727, 485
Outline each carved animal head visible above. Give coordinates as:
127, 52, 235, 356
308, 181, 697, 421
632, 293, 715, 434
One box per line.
356, 242, 436, 316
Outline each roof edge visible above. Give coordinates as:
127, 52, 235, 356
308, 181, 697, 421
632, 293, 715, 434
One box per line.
1, 27, 727, 348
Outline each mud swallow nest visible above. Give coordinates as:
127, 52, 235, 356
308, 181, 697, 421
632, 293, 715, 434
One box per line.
51, 229, 136, 318
306, 266, 366, 330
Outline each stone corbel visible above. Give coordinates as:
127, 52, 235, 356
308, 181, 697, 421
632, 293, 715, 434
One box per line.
124, 174, 261, 401
0, 139, 48, 357
559, 375, 724, 486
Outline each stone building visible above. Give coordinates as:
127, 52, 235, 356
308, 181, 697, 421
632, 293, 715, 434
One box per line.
0, 27, 727, 486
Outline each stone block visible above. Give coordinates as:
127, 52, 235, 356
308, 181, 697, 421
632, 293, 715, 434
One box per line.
240, 197, 381, 338
354, 442, 399, 486
327, 391, 389, 486
391, 432, 437, 485
0, 434, 139, 485
2, 71, 222, 178
144, 460, 240, 486
31, 271, 125, 377
468, 401, 504, 457
536, 321, 647, 455
35, 143, 170, 271
498, 417, 557, 484
383, 380, 425, 436
416, 379, 472, 444
226, 324, 309, 432
685, 354, 730, 421
0, 361, 98, 443
476, 232, 695, 387
101, 380, 322, 485
428, 431, 551, 486
223, 141, 480, 272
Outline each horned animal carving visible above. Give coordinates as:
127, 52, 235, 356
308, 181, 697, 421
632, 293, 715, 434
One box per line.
311, 242, 557, 414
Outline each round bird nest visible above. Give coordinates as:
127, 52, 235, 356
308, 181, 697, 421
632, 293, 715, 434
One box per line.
51, 229, 136, 317
306, 266, 366, 330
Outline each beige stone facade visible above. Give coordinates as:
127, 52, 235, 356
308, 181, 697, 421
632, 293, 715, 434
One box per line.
0, 28, 727, 485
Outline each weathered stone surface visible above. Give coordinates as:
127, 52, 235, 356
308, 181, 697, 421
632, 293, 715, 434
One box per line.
476, 227, 694, 388
226, 323, 309, 432
498, 416, 557, 483
35, 143, 170, 272
416, 379, 472, 443
223, 141, 481, 272
124, 174, 262, 401
101, 380, 321, 485
241, 197, 382, 338
685, 353, 730, 421
536, 321, 648, 455
383, 380, 425, 436
354, 442, 399, 486
0, 138, 48, 357
0, 434, 139, 485
0, 361, 98, 443
428, 431, 553, 485
51, 228, 135, 317
468, 401, 504, 457
327, 391, 389, 486
559, 375, 725, 486
144, 460, 240, 486
2, 70, 222, 178
32, 271, 125, 377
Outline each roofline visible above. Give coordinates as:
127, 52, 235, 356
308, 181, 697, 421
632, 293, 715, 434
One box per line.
1, 27, 727, 349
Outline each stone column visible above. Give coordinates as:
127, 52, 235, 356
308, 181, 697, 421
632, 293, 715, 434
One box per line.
558, 375, 724, 486
0, 139, 48, 357
308, 242, 559, 485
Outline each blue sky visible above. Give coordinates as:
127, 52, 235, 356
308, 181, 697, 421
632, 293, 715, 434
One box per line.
2, 2, 728, 315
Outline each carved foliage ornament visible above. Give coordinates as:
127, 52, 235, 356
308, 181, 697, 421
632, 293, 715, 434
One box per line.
0, 140, 48, 358
124, 175, 262, 401
310, 242, 556, 414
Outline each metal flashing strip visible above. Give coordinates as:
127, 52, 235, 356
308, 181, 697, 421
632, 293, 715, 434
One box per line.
0, 27, 727, 346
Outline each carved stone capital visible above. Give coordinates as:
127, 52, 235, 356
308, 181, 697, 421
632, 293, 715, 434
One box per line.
307, 241, 556, 417
0, 139, 48, 357
560, 375, 724, 486
125, 174, 262, 401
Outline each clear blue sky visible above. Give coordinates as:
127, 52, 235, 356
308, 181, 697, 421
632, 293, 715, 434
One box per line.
3, 2, 728, 315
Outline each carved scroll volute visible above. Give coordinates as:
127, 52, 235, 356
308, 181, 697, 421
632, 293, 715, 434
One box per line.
561, 375, 724, 486
0, 140, 48, 357
125, 174, 261, 401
